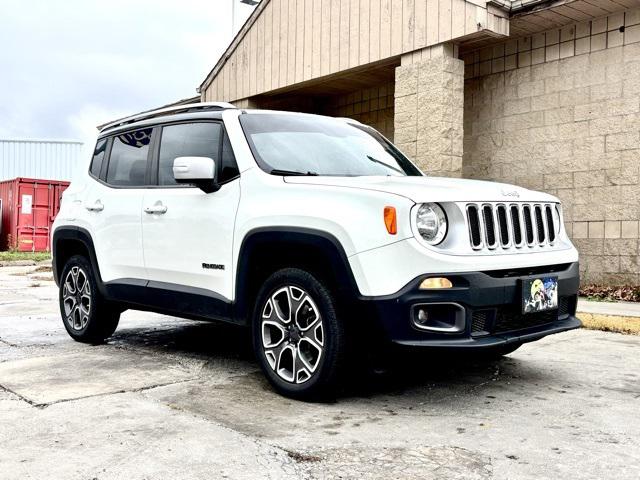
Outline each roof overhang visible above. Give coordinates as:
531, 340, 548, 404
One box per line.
198, 0, 271, 94
200, 0, 633, 94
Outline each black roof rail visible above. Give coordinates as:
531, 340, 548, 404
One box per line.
99, 101, 236, 133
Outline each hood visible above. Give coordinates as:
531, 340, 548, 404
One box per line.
283, 176, 558, 203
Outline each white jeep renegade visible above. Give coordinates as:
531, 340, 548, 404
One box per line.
52, 102, 581, 399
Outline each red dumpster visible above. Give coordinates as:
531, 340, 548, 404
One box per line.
0, 177, 70, 252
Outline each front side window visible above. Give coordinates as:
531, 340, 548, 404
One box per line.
89, 138, 108, 178
106, 128, 152, 186
239, 113, 422, 177
158, 122, 239, 186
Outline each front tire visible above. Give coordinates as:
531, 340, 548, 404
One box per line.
59, 255, 120, 344
252, 268, 346, 400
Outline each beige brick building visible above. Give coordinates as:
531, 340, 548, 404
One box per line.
200, 0, 640, 285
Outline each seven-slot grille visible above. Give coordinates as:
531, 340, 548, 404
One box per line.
466, 203, 558, 251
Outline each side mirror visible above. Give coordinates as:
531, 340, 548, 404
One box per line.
173, 156, 220, 193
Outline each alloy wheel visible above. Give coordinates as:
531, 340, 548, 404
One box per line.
62, 266, 92, 331
260, 285, 324, 384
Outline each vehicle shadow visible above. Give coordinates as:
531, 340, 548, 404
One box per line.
107, 316, 560, 404
109, 317, 254, 361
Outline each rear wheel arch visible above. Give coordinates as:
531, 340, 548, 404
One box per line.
52, 227, 103, 291
234, 227, 361, 325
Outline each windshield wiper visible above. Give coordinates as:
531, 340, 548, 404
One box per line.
270, 169, 319, 176
366, 155, 405, 175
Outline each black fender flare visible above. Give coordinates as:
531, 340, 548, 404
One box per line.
233, 227, 361, 323
52, 227, 105, 294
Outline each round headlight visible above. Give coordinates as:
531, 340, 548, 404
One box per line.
416, 203, 447, 245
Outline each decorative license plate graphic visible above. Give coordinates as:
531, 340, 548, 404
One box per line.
523, 277, 558, 313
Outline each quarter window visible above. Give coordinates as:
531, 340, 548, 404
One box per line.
89, 138, 108, 178
106, 128, 153, 186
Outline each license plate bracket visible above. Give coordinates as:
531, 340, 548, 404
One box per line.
522, 276, 558, 314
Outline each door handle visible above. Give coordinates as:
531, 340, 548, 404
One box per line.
144, 203, 168, 214
85, 200, 104, 212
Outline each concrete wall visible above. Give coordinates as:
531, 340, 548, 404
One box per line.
394, 44, 465, 177
323, 83, 395, 140
250, 82, 396, 140
463, 8, 640, 285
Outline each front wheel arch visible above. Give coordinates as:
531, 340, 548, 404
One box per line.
234, 228, 361, 325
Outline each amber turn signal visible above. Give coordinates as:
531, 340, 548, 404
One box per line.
384, 206, 397, 235
419, 277, 453, 289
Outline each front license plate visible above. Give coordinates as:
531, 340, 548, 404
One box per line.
522, 276, 558, 314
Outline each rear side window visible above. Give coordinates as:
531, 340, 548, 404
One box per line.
157, 122, 239, 186
106, 128, 153, 186
89, 138, 108, 178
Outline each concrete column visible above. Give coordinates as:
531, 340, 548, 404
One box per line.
394, 43, 465, 177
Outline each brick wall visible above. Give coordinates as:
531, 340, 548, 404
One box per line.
463, 8, 640, 285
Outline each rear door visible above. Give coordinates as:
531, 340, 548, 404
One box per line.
141, 121, 240, 300
84, 128, 153, 283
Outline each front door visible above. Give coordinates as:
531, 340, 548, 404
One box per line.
141, 121, 240, 301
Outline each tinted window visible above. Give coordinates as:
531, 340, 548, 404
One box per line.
158, 123, 222, 186
239, 113, 422, 177
89, 138, 108, 178
106, 128, 152, 186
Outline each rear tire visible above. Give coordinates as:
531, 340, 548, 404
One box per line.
59, 255, 120, 344
252, 268, 346, 400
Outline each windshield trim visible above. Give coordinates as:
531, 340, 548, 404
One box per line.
238, 112, 423, 178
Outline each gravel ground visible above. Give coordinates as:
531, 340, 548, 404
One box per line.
1, 265, 638, 479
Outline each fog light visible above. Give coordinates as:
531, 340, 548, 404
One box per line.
416, 308, 429, 325
419, 277, 453, 289
411, 303, 466, 332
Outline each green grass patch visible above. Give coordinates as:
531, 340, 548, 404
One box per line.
0, 251, 51, 262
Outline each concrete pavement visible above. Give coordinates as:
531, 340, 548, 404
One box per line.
1, 264, 639, 479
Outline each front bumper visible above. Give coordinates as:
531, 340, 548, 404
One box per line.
361, 262, 581, 349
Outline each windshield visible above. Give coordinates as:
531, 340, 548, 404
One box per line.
239, 113, 423, 177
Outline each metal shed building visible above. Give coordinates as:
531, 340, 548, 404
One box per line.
0, 139, 84, 182
199, 0, 640, 286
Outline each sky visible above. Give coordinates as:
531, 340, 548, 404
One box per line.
0, 0, 255, 155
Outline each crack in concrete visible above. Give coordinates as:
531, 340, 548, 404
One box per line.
0, 384, 38, 406
0, 337, 19, 347
137, 387, 310, 478
0, 377, 200, 409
